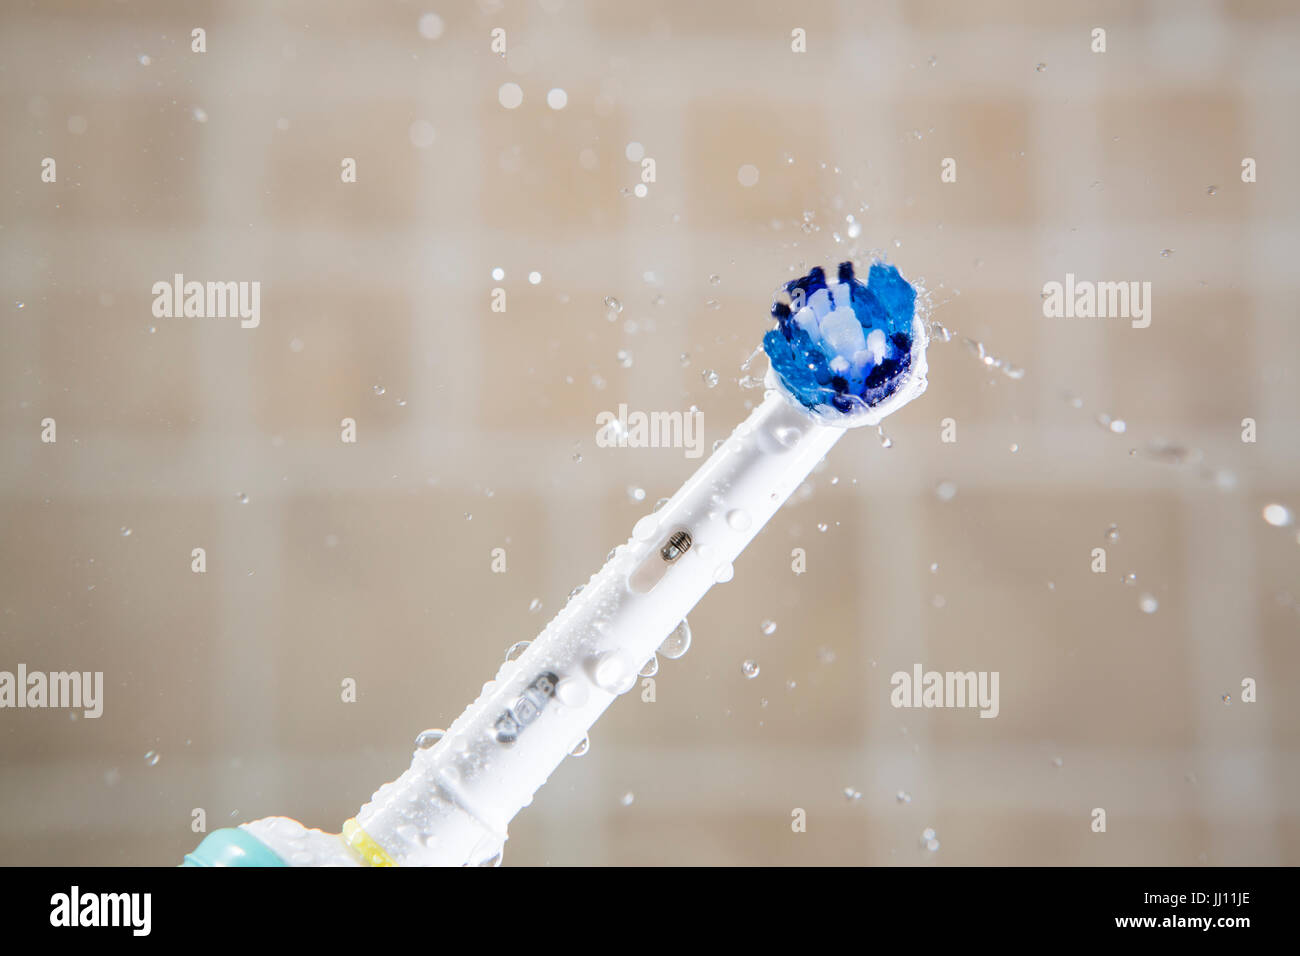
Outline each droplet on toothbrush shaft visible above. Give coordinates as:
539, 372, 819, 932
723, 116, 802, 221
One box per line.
414, 729, 445, 750
659, 619, 692, 660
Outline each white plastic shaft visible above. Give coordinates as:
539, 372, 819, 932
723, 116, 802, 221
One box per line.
353, 390, 843, 865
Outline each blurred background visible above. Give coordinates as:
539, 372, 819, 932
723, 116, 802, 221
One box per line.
1, 0, 1298, 866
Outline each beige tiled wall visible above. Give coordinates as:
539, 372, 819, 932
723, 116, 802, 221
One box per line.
1, 0, 1297, 865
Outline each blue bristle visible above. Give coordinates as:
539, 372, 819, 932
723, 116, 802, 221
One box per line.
763, 260, 918, 415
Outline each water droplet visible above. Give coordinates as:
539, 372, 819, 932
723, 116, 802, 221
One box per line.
1160, 248, 1173, 258
1221, 694, 1232, 705
1051, 756, 1064, 768
119, 527, 132, 537
1105, 524, 1119, 541
843, 787, 862, 801
1034, 62, 1047, 72
726, 509, 751, 532
236, 493, 249, 504
528, 271, 542, 285
760, 619, 777, 636
1139, 593, 1159, 614
632, 514, 660, 542
659, 620, 692, 660
620, 791, 635, 806
1263, 503, 1293, 527
773, 426, 801, 448
528, 598, 542, 612
593, 650, 635, 693
702, 369, 719, 388
935, 481, 957, 502
498, 82, 523, 109
373, 384, 386, 396
1123, 572, 1137, 586
1206, 185, 1218, 196
1009, 442, 1020, 453
653, 497, 669, 512
713, 562, 735, 583
414, 729, 445, 750
929, 562, 939, 573
492, 267, 505, 281
568, 583, 585, 599
817, 522, 828, 533
144, 750, 160, 766
617, 349, 633, 368
896, 790, 912, 804
639, 655, 659, 677
570, 736, 590, 756
741, 659, 760, 679
505, 641, 530, 662
556, 678, 588, 707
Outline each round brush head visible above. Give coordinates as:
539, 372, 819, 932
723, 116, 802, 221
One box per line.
762, 260, 929, 428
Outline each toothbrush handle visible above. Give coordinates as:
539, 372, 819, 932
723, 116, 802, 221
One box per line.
346, 391, 843, 865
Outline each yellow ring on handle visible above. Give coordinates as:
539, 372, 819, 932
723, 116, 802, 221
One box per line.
342, 818, 398, 867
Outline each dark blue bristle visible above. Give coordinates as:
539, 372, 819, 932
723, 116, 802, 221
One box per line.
784, 265, 827, 303
837, 262, 855, 282
770, 301, 794, 339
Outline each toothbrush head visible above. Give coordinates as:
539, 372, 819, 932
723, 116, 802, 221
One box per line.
763, 260, 929, 428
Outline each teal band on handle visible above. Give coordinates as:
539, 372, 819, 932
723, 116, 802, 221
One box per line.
182, 827, 288, 867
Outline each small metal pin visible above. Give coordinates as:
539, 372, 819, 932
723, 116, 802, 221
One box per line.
660, 530, 692, 563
